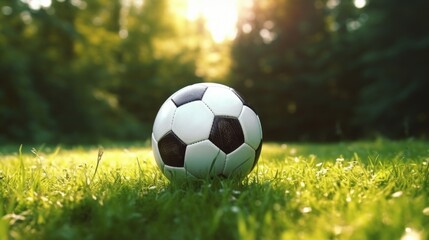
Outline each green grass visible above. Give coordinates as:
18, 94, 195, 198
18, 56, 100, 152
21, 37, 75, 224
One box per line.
1, 139, 429, 239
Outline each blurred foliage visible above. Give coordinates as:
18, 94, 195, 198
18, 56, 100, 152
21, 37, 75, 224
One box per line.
0, 0, 428, 143
231, 0, 429, 140
0, 0, 205, 143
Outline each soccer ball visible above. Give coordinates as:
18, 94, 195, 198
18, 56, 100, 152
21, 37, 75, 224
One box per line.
151, 83, 262, 180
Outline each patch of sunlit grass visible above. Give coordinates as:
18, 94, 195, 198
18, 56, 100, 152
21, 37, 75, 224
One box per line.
0, 140, 428, 239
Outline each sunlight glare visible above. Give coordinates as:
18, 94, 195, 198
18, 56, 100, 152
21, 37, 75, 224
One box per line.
186, 0, 240, 43
354, 0, 366, 9
21, 0, 52, 10
401, 228, 421, 240
326, 0, 340, 9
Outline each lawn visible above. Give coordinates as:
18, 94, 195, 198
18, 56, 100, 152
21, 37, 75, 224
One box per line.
1, 140, 428, 239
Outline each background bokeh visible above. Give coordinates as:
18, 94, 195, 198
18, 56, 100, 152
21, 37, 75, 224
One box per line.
1, 0, 428, 143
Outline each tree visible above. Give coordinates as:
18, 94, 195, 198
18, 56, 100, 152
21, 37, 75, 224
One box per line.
113, 0, 203, 137
351, 0, 429, 138
231, 0, 341, 140
0, 1, 55, 142
0, 0, 203, 143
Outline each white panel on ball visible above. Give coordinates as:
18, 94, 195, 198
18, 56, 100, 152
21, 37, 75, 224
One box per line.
184, 140, 225, 178
202, 87, 244, 117
163, 165, 187, 180
172, 101, 214, 144
151, 134, 165, 171
238, 106, 263, 149
212, 149, 227, 176
152, 99, 177, 141
223, 143, 255, 177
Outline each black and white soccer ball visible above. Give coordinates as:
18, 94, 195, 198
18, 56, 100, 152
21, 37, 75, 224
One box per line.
151, 83, 262, 180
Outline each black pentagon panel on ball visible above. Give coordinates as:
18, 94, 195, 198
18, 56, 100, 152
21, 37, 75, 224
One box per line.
158, 131, 187, 167
171, 85, 208, 107
209, 117, 244, 154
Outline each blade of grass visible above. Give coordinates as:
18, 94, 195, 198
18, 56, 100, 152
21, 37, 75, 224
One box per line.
91, 148, 104, 183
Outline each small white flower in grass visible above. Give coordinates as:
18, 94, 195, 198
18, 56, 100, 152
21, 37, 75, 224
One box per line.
401, 227, 421, 240
344, 163, 354, 171
423, 207, 429, 216
2, 211, 30, 225
316, 162, 323, 167
300, 206, 312, 214
346, 195, 352, 202
336, 157, 344, 163
391, 191, 403, 198
3, 213, 25, 224
316, 168, 328, 178
54, 191, 66, 197
333, 225, 343, 235
232, 190, 241, 195
231, 206, 240, 213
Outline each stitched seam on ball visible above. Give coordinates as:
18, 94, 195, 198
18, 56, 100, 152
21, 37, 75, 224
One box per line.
201, 101, 215, 115
170, 101, 178, 128
200, 101, 218, 143
188, 139, 209, 146
238, 105, 245, 119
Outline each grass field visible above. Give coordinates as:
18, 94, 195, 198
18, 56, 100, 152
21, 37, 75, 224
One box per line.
1, 139, 428, 239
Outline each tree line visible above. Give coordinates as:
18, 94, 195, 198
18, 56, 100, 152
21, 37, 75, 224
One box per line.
231, 0, 429, 140
1, 0, 428, 143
